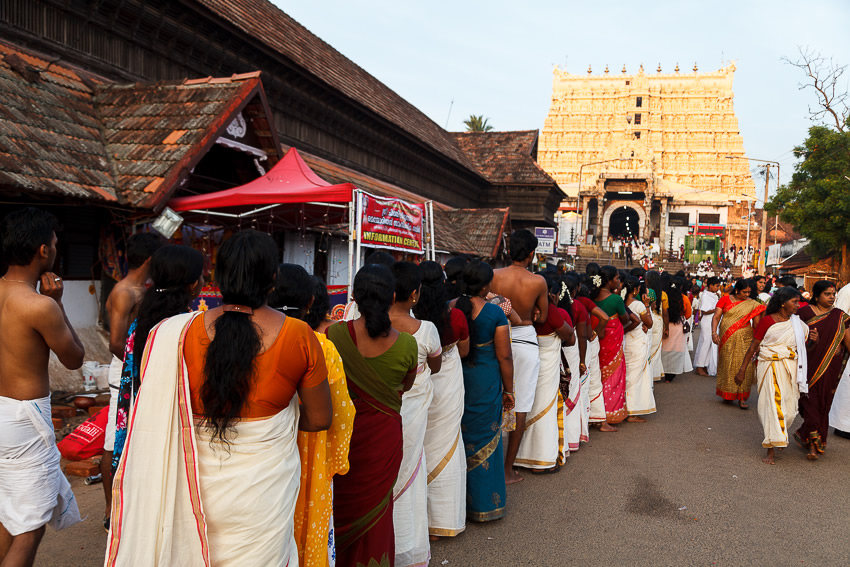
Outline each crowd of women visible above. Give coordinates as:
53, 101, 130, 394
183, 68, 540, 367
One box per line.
99, 226, 850, 567
704, 275, 850, 464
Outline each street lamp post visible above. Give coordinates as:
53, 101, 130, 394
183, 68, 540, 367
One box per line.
725, 155, 780, 274
576, 158, 628, 247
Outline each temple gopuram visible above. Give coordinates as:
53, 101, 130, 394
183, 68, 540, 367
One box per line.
538, 62, 756, 251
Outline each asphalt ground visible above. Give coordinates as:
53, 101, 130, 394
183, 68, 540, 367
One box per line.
35, 346, 850, 566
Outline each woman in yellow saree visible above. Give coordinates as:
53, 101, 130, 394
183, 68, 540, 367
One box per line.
711, 279, 765, 409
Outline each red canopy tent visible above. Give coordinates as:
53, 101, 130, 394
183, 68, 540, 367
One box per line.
168, 147, 355, 212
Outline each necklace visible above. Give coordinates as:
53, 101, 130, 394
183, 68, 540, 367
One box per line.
1, 276, 36, 289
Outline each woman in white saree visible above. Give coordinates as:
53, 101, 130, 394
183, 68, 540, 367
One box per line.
645, 271, 665, 382
105, 231, 332, 567
516, 272, 575, 473
623, 276, 656, 420
389, 262, 442, 567
734, 287, 811, 466
414, 261, 470, 541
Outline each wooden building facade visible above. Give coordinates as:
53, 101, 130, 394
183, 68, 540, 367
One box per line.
0, 0, 490, 210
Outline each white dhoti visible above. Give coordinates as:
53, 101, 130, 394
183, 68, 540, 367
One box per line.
394, 365, 434, 567
756, 320, 804, 449
0, 396, 81, 536
624, 326, 656, 415
561, 341, 588, 455
516, 334, 561, 469
650, 311, 665, 381
511, 325, 540, 414
424, 343, 465, 538
106, 313, 301, 567
104, 354, 123, 452
693, 315, 718, 375
829, 361, 850, 431
586, 336, 606, 422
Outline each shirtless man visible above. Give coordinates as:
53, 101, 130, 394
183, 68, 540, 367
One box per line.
102, 232, 161, 528
0, 207, 85, 567
491, 229, 548, 485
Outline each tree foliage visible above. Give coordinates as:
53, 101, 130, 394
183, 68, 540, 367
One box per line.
766, 126, 850, 257
463, 114, 494, 132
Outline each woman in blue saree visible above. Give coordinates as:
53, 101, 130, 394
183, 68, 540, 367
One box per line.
455, 260, 514, 521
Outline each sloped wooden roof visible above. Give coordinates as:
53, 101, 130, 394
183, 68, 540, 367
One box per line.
790, 255, 838, 276
450, 130, 557, 185
443, 207, 511, 258
0, 41, 277, 209
195, 0, 480, 174
0, 41, 116, 202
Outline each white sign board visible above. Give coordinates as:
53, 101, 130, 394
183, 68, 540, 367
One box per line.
534, 227, 556, 255
567, 245, 577, 256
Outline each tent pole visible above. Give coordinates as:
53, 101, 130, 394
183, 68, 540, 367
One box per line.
354, 189, 363, 277
428, 201, 436, 261
347, 195, 356, 294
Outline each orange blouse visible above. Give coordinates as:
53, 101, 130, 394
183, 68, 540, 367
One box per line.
184, 314, 327, 418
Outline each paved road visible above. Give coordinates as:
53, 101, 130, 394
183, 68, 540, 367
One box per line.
36, 367, 850, 566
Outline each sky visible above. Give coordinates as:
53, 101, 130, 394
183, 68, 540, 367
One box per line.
276, 0, 850, 195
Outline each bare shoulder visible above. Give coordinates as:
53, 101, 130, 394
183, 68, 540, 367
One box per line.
14, 291, 62, 323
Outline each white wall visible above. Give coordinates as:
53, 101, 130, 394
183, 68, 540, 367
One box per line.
63, 280, 101, 329
667, 204, 729, 226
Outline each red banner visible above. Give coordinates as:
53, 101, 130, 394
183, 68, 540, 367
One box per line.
359, 193, 425, 253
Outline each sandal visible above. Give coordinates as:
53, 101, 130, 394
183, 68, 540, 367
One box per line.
738, 400, 749, 410
531, 464, 561, 475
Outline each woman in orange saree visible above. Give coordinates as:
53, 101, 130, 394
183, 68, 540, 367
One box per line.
711, 279, 765, 408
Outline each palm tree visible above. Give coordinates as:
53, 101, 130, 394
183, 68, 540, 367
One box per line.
463, 114, 494, 132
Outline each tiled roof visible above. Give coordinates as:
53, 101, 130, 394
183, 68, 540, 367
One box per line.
431, 209, 478, 256
0, 42, 117, 202
450, 131, 557, 185
790, 255, 838, 276
95, 74, 265, 208
195, 0, 481, 174
443, 208, 510, 258
0, 41, 273, 208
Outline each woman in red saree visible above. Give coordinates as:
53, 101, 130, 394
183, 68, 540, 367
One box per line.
796, 280, 850, 459
328, 264, 418, 567
711, 279, 765, 408
590, 265, 630, 428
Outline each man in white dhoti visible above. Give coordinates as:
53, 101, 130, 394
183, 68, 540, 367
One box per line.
735, 288, 811, 465
491, 229, 549, 485
694, 278, 721, 376
0, 208, 84, 565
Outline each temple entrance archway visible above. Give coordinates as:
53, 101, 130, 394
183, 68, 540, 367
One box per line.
609, 207, 639, 239
601, 200, 646, 243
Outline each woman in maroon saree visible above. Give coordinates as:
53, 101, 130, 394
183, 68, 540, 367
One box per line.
796, 280, 850, 459
329, 264, 418, 567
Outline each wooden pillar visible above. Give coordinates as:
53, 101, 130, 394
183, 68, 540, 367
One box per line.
659, 199, 668, 253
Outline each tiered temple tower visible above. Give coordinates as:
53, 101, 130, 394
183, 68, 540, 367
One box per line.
538, 63, 756, 249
